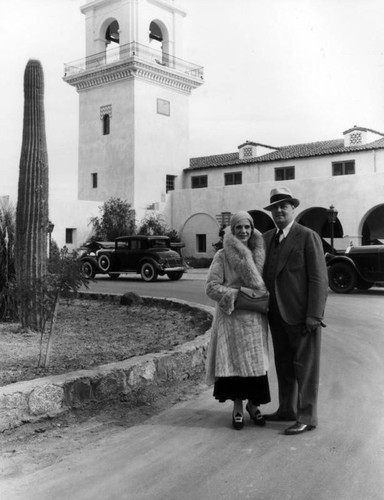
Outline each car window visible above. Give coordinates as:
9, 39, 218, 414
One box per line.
117, 241, 130, 249
130, 240, 142, 250
152, 240, 168, 248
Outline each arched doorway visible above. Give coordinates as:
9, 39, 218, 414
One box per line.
181, 213, 218, 258
297, 207, 343, 252
248, 210, 275, 233
361, 205, 384, 245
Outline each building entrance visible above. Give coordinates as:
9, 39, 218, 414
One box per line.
362, 205, 384, 245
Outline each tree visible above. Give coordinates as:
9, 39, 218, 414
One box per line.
89, 197, 136, 241
15, 60, 49, 331
138, 213, 181, 241
37, 247, 89, 368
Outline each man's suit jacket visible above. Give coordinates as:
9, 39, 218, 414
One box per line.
263, 222, 328, 325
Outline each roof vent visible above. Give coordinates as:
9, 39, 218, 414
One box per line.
343, 126, 384, 147
238, 140, 278, 160
238, 141, 258, 160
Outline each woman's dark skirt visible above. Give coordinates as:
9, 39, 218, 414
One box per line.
213, 375, 271, 404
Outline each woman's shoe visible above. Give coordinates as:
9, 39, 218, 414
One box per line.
246, 403, 266, 427
232, 412, 244, 430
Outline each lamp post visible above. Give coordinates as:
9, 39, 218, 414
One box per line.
47, 221, 54, 258
327, 205, 338, 253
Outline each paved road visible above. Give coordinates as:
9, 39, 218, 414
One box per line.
80, 270, 215, 306
1, 283, 384, 500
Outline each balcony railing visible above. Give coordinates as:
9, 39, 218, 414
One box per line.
64, 41, 204, 80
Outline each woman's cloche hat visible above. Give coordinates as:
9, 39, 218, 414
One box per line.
264, 187, 300, 211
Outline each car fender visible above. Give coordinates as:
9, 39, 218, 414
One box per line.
80, 256, 103, 273
326, 254, 364, 279
137, 257, 164, 273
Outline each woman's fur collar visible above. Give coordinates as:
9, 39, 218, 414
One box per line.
223, 230, 265, 289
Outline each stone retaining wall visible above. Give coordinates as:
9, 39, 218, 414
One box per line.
0, 295, 213, 432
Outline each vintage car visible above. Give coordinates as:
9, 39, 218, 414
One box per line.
325, 244, 384, 293
78, 240, 115, 258
80, 235, 185, 282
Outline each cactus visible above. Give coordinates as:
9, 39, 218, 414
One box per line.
15, 59, 49, 331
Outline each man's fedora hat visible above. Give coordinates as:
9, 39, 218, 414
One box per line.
264, 187, 300, 211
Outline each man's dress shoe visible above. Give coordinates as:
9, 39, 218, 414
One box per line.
284, 422, 315, 435
263, 412, 296, 422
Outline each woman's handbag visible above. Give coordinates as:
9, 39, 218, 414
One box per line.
235, 287, 270, 314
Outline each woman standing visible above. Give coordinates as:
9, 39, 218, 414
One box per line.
205, 211, 270, 430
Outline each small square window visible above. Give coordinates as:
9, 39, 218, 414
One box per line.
332, 161, 355, 176
224, 172, 242, 185
191, 175, 208, 189
275, 167, 295, 181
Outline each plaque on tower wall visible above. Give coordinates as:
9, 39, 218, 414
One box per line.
157, 98, 170, 116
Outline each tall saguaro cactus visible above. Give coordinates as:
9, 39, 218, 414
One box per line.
15, 59, 49, 331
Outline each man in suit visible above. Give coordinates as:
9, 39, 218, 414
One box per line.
263, 187, 328, 435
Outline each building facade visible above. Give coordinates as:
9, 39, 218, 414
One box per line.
164, 126, 384, 258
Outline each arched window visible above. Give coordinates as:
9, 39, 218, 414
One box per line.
149, 20, 169, 66
105, 20, 120, 64
103, 114, 110, 135
149, 21, 163, 47
106, 20, 119, 44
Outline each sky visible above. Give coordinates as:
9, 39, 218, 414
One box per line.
1, 0, 384, 204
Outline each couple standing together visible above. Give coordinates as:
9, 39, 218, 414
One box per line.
205, 187, 328, 435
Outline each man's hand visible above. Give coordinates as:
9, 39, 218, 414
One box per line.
302, 317, 326, 335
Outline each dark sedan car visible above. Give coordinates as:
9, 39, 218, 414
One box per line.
80, 235, 185, 282
325, 244, 384, 293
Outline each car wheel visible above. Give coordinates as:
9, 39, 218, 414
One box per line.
98, 254, 112, 272
141, 262, 158, 282
356, 278, 374, 290
167, 271, 184, 281
108, 273, 120, 280
328, 262, 357, 293
81, 261, 95, 279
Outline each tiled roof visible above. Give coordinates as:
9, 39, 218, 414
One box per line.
187, 137, 384, 171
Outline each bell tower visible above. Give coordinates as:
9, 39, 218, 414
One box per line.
64, 0, 203, 219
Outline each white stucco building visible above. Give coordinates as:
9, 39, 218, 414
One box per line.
164, 126, 384, 258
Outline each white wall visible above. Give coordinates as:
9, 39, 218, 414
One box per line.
78, 80, 135, 203
165, 149, 384, 256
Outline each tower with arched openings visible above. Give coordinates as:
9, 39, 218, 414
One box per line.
64, 0, 203, 220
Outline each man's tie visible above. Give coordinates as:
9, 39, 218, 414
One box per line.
275, 229, 283, 247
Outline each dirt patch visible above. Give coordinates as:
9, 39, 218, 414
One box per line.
0, 295, 213, 479
0, 296, 212, 387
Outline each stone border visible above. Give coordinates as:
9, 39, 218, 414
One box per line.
0, 294, 213, 432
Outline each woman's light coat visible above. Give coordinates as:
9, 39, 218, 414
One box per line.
205, 230, 269, 385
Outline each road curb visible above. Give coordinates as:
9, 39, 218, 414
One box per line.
0, 294, 214, 432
